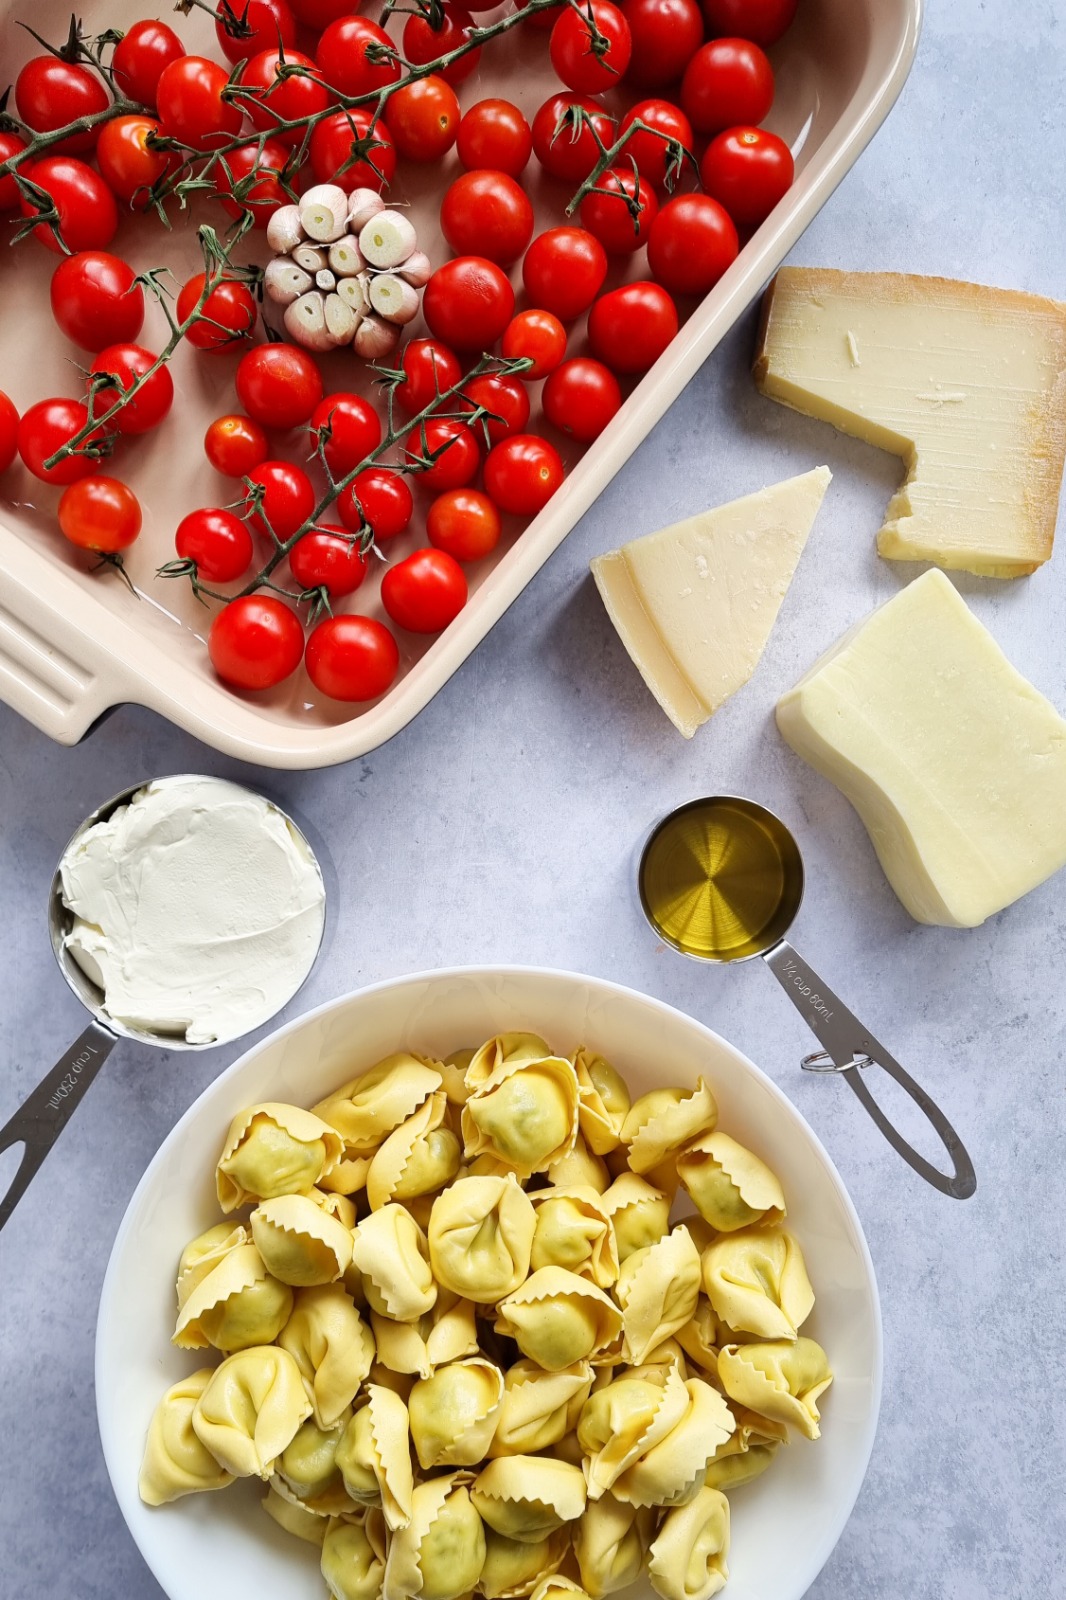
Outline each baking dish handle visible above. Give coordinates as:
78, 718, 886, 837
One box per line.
0, 564, 128, 744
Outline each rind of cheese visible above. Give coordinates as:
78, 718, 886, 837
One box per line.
591, 468, 831, 738
776, 569, 1066, 927
754, 267, 1066, 578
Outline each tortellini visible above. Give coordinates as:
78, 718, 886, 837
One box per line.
572, 1048, 631, 1155
383, 1474, 486, 1600
648, 1488, 730, 1600
472, 1456, 587, 1541
488, 1359, 594, 1458
612, 1379, 734, 1509
264, 1482, 329, 1546
217, 1103, 343, 1211
532, 1578, 590, 1600
277, 1414, 353, 1513
479, 1529, 569, 1600
716, 1338, 834, 1441
277, 1283, 375, 1429
615, 1226, 701, 1367
370, 1291, 479, 1379
496, 1268, 622, 1371
428, 1175, 535, 1303
139, 1368, 234, 1505
191, 1345, 312, 1479
702, 1407, 788, 1493
250, 1194, 354, 1288
530, 1186, 618, 1288
409, 1356, 504, 1468
313, 1053, 444, 1153
676, 1133, 786, 1233
578, 1365, 691, 1499
620, 1080, 717, 1175
350, 1205, 437, 1323
547, 1134, 611, 1194
174, 1242, 293, 1353
175, 1222, 248, 1307
322, 1509, 388, 1600
700, 1226, 814, 1341
463, 1052, 581, 1177
466, 1033, 555, 1090
335, 1385, 414, 1530
367, 1091, 461, 1210
573, 1495, 656, 1598
600, 1174, 671, 1264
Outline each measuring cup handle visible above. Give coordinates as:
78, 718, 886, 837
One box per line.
763, 940, 976, 1201
0, 1020, 116, 1233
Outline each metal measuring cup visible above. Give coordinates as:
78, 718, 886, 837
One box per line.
0, 775, 328, 1233
638, 795, 976, 1201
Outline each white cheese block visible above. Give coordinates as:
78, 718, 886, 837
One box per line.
754, 268, 1066, 578
590, 467, 831, 738
776, 569, 1066, 927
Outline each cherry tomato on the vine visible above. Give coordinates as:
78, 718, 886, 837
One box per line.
90, 343, 174, 435
315, 16, 399, 96
58, 476, 141, 553
309, 111, 397, 193
522, 226, 607, 321
337, 467, 413, 542
20, 157, 118, 254
289, 524, 368, 596
580, 167, 659, 254
501, 310, 568, 381
395, 340, 463, 417
402, 4, 481, 87
681, 38, 773, 134
242, 459, 317, 538
542, 357, 622, 441
178, 272, 259, 353
427, 488, 502, 562
385, 77, 461, 163
309, 393, 382, 476
531, 93, 615, 183
549, 1, 632, 95
216, 138, 291, 226
157, 56, 243, 151
699, 0, 796, 47
422, 257, 515, 352
407, 419, 480, 492
618, 99, 694, 188
96, 115, 172, 209
440, 171, 534, 268
49, 252, 145, 351
622, 0, 704, 88
381, 548, 468, 633
484, 435, 564, 517
0, 132, 28, 211
459, 373, 530, 444
587, 281, 678, 372
0, 392, 18, 474
457, 100, 532, 177
111, 20, 184, 108
236, 343, 324, 427
209, 595, 305, 690
204, 414, 270, 477
305, 614, 399, 701
14, 58, 109, 155
647, 193, 738, 295
176, 507, 255, 582
17, 398, 100, 486
215, 0, 296, 65
238, 49, 329, 144
699, 125, 793, 228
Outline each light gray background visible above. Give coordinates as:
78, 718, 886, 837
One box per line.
2, 0, 1065, 1595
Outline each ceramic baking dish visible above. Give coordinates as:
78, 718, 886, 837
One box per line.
0, 0, 921, 768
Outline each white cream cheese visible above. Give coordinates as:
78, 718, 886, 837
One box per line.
59, 776, 326, 1045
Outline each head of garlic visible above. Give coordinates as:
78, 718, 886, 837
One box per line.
265, 186, 426, 358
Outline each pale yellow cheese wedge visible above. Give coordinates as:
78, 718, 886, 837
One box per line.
591, 468, 831, 737
754, 268, 1066, 578
776, 569, 1066, 927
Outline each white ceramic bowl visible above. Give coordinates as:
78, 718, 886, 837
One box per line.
97, 966, 882, 1600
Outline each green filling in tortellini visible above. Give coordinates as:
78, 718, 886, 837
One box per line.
418, 1486, 487, 1600
322, 1515, 386, 1600
335, 1407, 380, 1503
479, 1530, 560, 1600
467, 1074, 572, 1173
393, 1128, 462, 1199
220, 1112, 329, 1203
278, 1416, 348, 1501
508, 1296, 601, 1370
409, 1359, 502, 1468
196, 1272, 293, 1353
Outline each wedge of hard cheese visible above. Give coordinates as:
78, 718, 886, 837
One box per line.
777, 569, 1066, 927
591, 467, 831, 738
754, 268, 1066, 578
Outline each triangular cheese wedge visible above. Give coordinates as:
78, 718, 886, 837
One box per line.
591, 467, 830, 738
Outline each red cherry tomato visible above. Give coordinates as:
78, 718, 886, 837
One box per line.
532, 94, 615, 183
178, 272, 258, 353
337, 468, 413, 543
407, 419, 480, 491
215, 0, 296, 64
423, 258, 515, 353
681, 38, 773, 133
315, 16, 399, 95
19, 157, 118, 254
542, 357, 622, 441
648, 193, 738, 295
459, 373, 530, 445
96, 115, 171, 208
242, 459, 317, 539
309, 110, 397, 193
309, 393, 383, 477
176, 507, 255, 582
204, 414, 270, 477
699, 0, 796, 47
17, 399, 99, 486
440, 171, 535, 268
549, 1, 632, 95
622, 0, 704, 88
385, 77, 461, 163
699, 125, 793, 228
236, 344, 324, 428
522, 227, 608, 321
501, 310, 568, 380
90, 343, 173, 436
580, 167, 659, 254
402, 5, 481, 87
238, 49, 328, 145
0, 392, 18, 474
0, 132, 28, 210
157, 56, 242, 151
58, 476, 141, 553
427, 489, 502, 562
14, 57, 109, 155
381, 548, 468, 634
395, 341, 463, 417
216, 138, 290, 226
587, 281, 678, 373
289, 524, 368, 597
305, 614, 399, 701
49, 252, 145, 351
209, 595, 305, 689
111, 20, 184, 108
287, 0, 355, 26
457, 100, 532, 178
618, 100, 694, 188
484, 434, 565, 516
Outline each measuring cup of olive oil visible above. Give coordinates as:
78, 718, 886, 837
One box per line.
638, 796, 976, 1200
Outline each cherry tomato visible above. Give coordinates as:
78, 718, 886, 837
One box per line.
681, 38, 773, 133
459, 373, 530, 444
532, 93, 615, 183
238, 49, 328, 145
423, 258, 515, 353
287, 0, 356, 26
176, 507, 254, 581
0, 392, 20, 474
381, 548, 468, 634
699, 125, 793, 228
502, 310, 567, 380
407, 419, 480, 491
427, 488, 501, 562
289, 524, 368, 596
96, 115, 171, 208
309, 393, 382, 476
385, 77, 461, 163
549, 2, 632, 95
58, 476, 141, 553
618, 100, 694, 188
305, 614, 399, 701
0, 132, 28, 210
178, 272, 258, 352
157, 56, 242, 151
580, 167, 659, 254
315, 16, 399, 95
484, 435, 564, 517
14, 58, 109, 155
49, 252, 145, 351
204, 414, 269, 477
587, 281, 678, 372
309, 111, 397, 193
457, 100, 532, 177
337, 468, 413, 542
522, 226, 607, 321
700, 0, 796, 47
216, 138, 290, 226
215, 0, 296, 64
236, 344, 323, 428
622, 0, 704, 88
402, 5, 481, 87
17, 399, 99, 486
543, 357, 622, 441
90, 343, 174, 435
242, 459, 316, 538
395, 340, 463, 417
209, 595, 304, 689
112, 20, 184, 107
19, 157, 118, 254
441, 171, 535, 268
648, 193, 738, 295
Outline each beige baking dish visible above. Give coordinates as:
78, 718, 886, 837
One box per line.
0, 0, 921, 768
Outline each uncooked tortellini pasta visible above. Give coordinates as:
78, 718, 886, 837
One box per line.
574, 1495, 656, 1598
648, 1487, 730, 1600
530, 1186, 618, 1287
367, 1090, 461, 1210
600, 1174, 671, 1264
217, 1103, 343, 1211
174, 1242, 293, 1353
572, 1048, 631, 1155
191, 1345, 312, 1478
350, 1204, 436, 1322
277, 1283, 374, 1429
335, 1385, 414, 1530
496, 1267, 622, 1371
676, 1133, 786, 1233
488, 1359, 593, 1458
612, 1379, 734, 1509
547, 1134, 611, 1193
277, 1414, 352, 1513
466, 1033, 555, 1090
620, 1080, 717, 1175
578, 1365, 690, 1499
383, 1474, 486, 1600
479, 1528, 569, 1600
175, 1222, 248, 1307
322, 1509, 388, 1600
702, 1407, 788, 1492
716, 1338, 833, 1441
463, 1052, 581, 1177
409, 1356, 504, 1468
139, 1368, 234, 1505
264, 1481, 329, 1546
314, 1054, 444, 1152
428, 1175, 535, 1303
616, 1226, 701, 1367
701, 1226, 814, 1341
472, 1456, 587, 1540
251, 1194, 354, 1288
